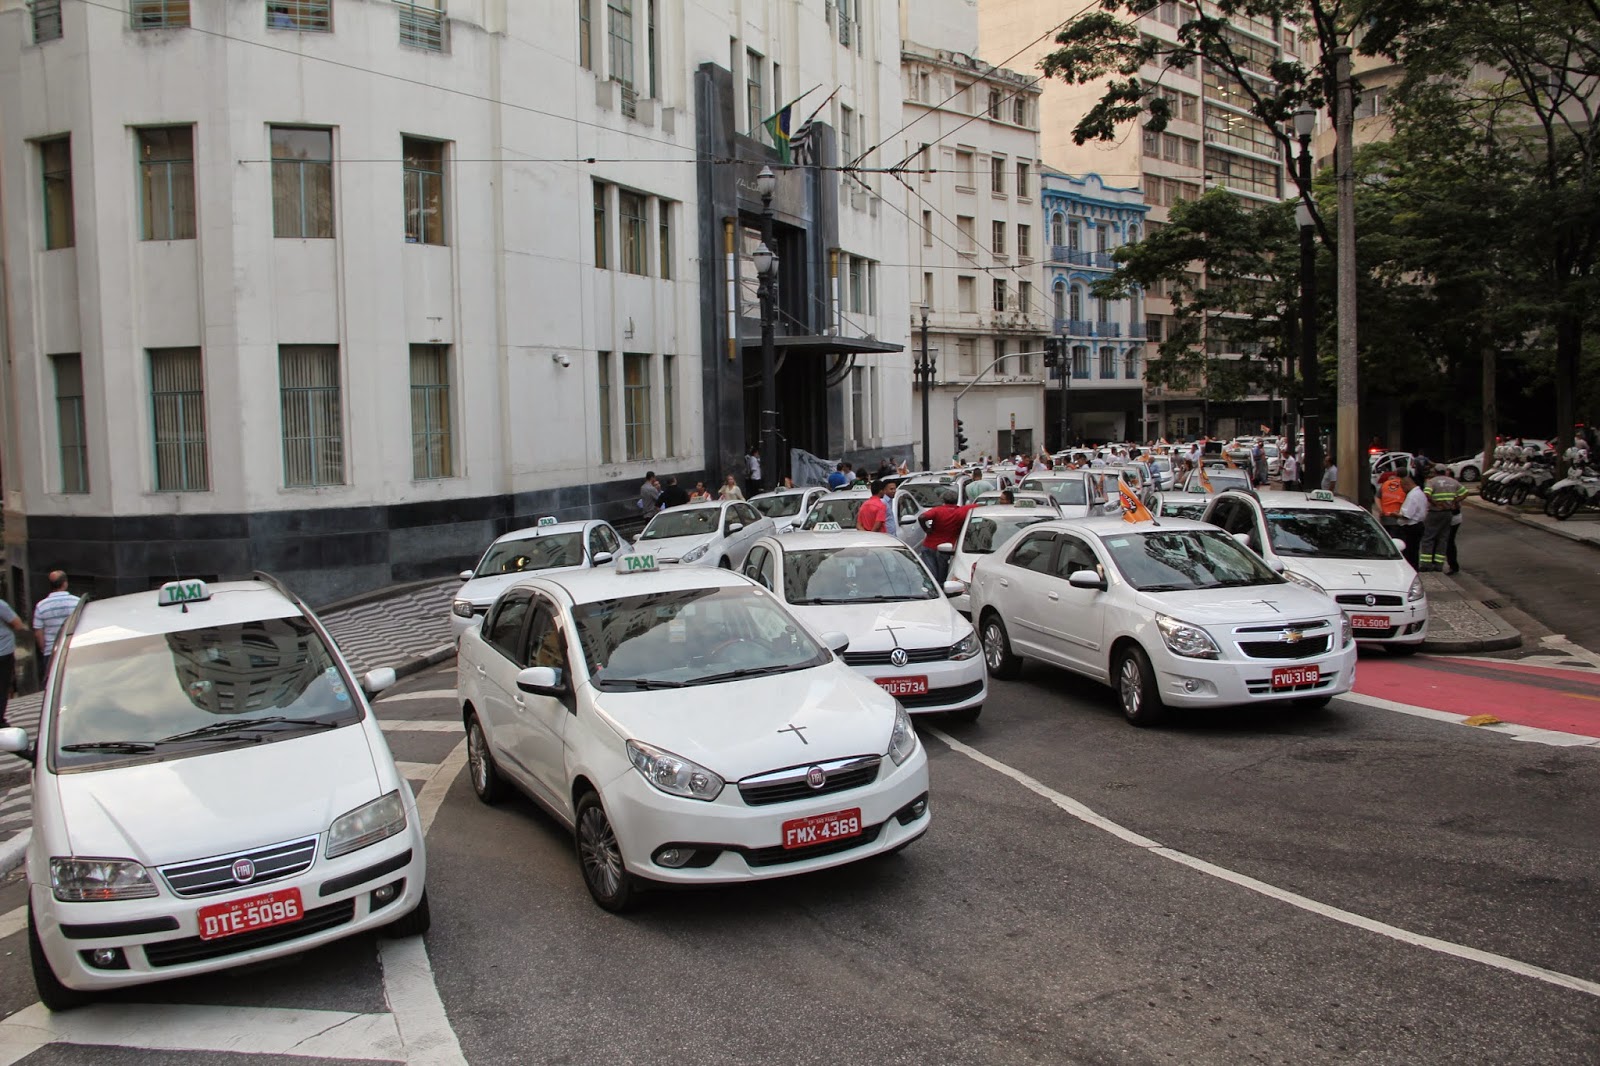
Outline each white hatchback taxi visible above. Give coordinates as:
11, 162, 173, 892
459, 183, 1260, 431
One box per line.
740, 529, 987, 721
969, 518, 1356, 725
451, 516, 626, 636
0, 578, 428, 1011
456, 554, 931, 911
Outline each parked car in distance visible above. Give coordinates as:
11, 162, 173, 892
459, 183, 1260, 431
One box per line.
634, 500, 775, 568
452, 517, 625, 636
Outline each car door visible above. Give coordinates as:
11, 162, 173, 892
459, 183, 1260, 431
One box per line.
993, 530, 1060, 660
741, 544, 776, 592
1047, 533, 1109, 678
474, 590, 537, 787
515, 599, 576, 810
726, 504, 758, 563
894, 491, 926, 550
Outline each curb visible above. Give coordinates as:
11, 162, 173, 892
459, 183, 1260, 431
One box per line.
0, 828, 29, 878
1418, 632, 1523, 654
1466, 496, 1600, 550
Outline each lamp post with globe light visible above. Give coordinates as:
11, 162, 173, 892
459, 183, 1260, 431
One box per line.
754, 166, 779, 491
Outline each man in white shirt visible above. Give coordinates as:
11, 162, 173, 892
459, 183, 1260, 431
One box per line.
745, 447, 762, 496
1398, 474, 1428, 569
33, 571, 80, 681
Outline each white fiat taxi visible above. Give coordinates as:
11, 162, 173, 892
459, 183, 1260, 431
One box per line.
0, 577, 428, 1011
456, 553, 931, 911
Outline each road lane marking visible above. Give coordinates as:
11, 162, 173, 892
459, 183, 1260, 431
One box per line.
379, 936, 468, 1066
415, 740, 468, 837
378, 689, 456, 704
1540, 634, 1600, 669
381, 721, 463, 733
925, 725, 1600, 1001
396, 762, 438, 780
0, 905, 25, 942
1338, 692, 1600, 748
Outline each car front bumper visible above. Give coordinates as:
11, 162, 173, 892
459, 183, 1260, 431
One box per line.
846, 655, 986, 716
1337, 597, 1429, 645
1149, 641, 1358, 708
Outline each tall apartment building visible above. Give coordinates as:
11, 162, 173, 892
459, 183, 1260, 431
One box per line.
0, 0, 908, 606
899, 42, 1047, 462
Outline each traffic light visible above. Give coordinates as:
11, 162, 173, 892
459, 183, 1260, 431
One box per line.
955, 418, 969, 456
1044, 337, 1065, 378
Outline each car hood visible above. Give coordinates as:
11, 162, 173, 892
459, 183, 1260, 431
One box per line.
55, 724, 383, 866
785, 597, 968, 650
460, 567, 585, 607
1135, 584, 1341, 627
635, 533, 715, 560
1276, 556, 1416, 595
589, 666, 896, 781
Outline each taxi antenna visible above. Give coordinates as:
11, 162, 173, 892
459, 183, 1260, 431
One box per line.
170, 552, 188, 612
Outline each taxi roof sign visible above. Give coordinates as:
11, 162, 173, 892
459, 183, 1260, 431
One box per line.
1306, 489, 1337, 502
615, 552, 659, 574
813, 521, 844, 532
537, 516, 558, 527
158, 579, 210, 607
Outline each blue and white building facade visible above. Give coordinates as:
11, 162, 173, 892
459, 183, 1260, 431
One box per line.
1040, 170, 1149, 445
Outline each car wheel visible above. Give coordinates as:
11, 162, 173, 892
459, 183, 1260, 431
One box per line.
945, 703, 982, 724
979, 614, 1022, 680
466, 713, 507, 805
29, 908, 93, 1012
383, 889, 431, 938
1115, 645, 1168, 727
1461, 466, 1479, 483
575, 791, 639, 913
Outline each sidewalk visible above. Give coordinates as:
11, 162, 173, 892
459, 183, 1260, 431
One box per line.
1415, 570, 1522, 654
1465, 493, 1600, 549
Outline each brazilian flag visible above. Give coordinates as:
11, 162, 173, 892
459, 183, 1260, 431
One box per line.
762, 94, 811, 165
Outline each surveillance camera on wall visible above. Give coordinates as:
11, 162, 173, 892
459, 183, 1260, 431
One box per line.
553, 352, 572, 368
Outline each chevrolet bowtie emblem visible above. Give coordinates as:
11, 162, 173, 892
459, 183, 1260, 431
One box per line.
1283, 629, 1304, 644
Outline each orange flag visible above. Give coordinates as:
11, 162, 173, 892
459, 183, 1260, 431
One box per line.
1199, 466, 1215, 493
1116, 477, 1154, 523
1223, 452, 1239, 469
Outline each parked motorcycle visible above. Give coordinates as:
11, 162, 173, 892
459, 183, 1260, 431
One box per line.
1545, 467, 1600, 521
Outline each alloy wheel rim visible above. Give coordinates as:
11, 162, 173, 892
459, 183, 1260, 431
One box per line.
468, 723, 488, 792
578, 807, 622, 898
983, 623, 1004, 669
1120, 658, 1141, 716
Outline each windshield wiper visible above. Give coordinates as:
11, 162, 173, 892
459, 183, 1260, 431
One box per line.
691, 664, 812, 686
598, 677, 689, 690
160, 716, 343, 744
1136, 583, 1193, 592
60, 740, 157, 754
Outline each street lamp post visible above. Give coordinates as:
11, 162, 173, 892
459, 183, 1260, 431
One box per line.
755, 166, 779, 492
1294, 107, 1325, 491
918, 304, 932, 471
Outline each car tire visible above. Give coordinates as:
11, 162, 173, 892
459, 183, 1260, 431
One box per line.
29, 908, 93, 1012
945, 703, 982, 724
466, 713, 507, 805
979, 613, 1022, 680
1115, 645, 1168, 727
575, 791, 639, 913
383, 889, 431, 938
1461, 466, 1479, 483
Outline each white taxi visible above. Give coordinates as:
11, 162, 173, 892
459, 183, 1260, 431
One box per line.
969, 518, 1356, 726
451, 517, 626, 636
750, 487, 828, 534
1202, 489, 1428, 652
739, 528, 987, 721
0, 578, 428, 1011
942, 506, 1057, 616
798, 488, 870, 530
455, 554, 931, 911
633, 499, 775, 568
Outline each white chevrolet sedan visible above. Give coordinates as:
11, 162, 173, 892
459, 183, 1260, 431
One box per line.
0, 578, 427, 1011
451, 517, 626, 637
740, 530, 987, 721
635, 500, 775, 567
456, 556, 931, 911
969, 518, 1356, 726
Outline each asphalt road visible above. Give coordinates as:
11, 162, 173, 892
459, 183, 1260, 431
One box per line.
5, 657, 1595, 1064
1457, 505, 1600, 655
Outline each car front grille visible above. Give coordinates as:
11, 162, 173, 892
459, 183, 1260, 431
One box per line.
740, 822, 885, 867
841, 647, 949, 667
160, 837, 318, 899
896, 679, 985, 710
1335, 593, 1403, 607
143, 899, 355, 968
1239, 635, 1330, 660
738, 756, 882, 807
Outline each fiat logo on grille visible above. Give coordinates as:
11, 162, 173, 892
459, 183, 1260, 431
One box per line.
1365, 593, 1377, 606
806, 766, 827, 789
889, 648, 910, 667
232, 858, 256, 884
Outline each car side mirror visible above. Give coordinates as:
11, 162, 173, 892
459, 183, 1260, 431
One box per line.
362, 668, 397, 696
517, 666, 566, 695
0, 726, 34, 763
938, 542, 956, 554
1231, 532, 1253, 546
1068, 570, 1106, 591
592, 552, 614, 565
1267, 558, 1286, 574
821, 631, 850, 654
1391, 537, 1406, 552
727, 523, 744, 534
942, 580, 964, 597
458, 570, 473, 581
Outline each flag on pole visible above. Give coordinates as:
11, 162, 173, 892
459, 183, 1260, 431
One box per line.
762, 89, 817, 165
1223, 452, 1239, 469
1116, 477, 1154, 523
1199, 466, 1215, 493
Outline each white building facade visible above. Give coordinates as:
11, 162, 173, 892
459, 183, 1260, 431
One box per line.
0, 0, 909, 604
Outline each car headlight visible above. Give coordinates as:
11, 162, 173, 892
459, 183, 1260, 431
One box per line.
888, 704, 918, 765
50, 858, 159, 902
680, 543, 710, 564
1408, 575, 1425, 602
1341, 615, 1353, 647
626, 740, 724, 800
452, 599, 476, 619
1155, 613, 1220, 660
326, 790, 408, 859
948, 631, 980, 660
1282, 570, 1327, 595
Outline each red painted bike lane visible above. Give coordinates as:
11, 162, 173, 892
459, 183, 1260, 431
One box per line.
1353, 655, 1600, 739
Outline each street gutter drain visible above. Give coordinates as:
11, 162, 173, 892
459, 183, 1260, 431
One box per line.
1481, 600, 1503, 610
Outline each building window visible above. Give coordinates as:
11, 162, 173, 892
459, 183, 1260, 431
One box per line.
619, 190, 648, 275
271, 126, 334, 238
957, 275, 976, 313
579, 0, 592, 69
1053, 281, 1066, 321
992, 278, 1006, 312
623, 353, 651, 461
1205, 148, 1279, 198
1013, 96, 1028, 126
955, 150, 974, 188
1097, 226, 1109, 253
958, 338, 977, 377
51, 354, 88, 494
402, 137, 446, 245
1016, 161, 1030, 198
662, 353, 676, 456
1071, 345, 1088, 378
1051, 213, 1064, 247
646, 0, 658, 97
1183, 139, 1199, 167
1100, 346, 1116, 379
1068, 218, 1082, 252
920, 142, 931, 182
1143, 128, 1160, 158
138, 127, 196, 242
1070, 285, 1084, 322
409, 344, 453, 479
923, 271, 934, 307
267, 1, 332, 31
607, 0, 634, 90
31, 0, 62, 42
991, 220, 1006, 254
132, 1, 189, 29
991, 156, 1005, 194
848, 256, 865, 313
397, 2, 448, 52
1017, 224, 1031, 259
995, 338, 1011, 376
840, 104, 855, 161
1019, 281, 1032, 314
1147, 316, 1164, 342
149, 347, 208, 492
987, 88, 1002, 119
597, 351, 613, 463
592, 181, 609, 268
746, 49, 764, 138
956, 215, 975, 253
658, 200, 672, 279
868, 261, 878, 315
39, 137, 74, 250
922, 210, 933, 247
279, 346, 344, 487
1126, 349, 1140, 379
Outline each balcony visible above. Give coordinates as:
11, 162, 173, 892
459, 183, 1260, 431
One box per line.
1093, 251, 1115, 268
1054, 318, 1094, 337
1093, 322, 1121, 338
1128, 322, 1147, 339
1050, 247, 1095, 267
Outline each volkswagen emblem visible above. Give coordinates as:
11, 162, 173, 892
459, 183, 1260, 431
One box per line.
231, 858, 255, 884
805, 766, 827, 790
1282, 629, 1304, 644
889, 648, 910, 667
1365, 593, 1377, 606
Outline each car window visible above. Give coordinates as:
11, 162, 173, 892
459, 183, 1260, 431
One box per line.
477, 532, 584, 576
587, 526, 612, 561
1100, 530, 1282, 592
782, 545, 940, 604
961, 514, 1050, 554
900, 483, 949, 507
600, 524, 622, 553
802, 498, 865, 529
1052, 535, 1101, 579
485, 592, 533, 662
897, 493, 922, 519
742, 545, 771, 587
1008, 531, 1057, 574
640, 508, 720, 539
523, 604, 568, 676
1264, 508, 1402, 560
752, 494, 804, 519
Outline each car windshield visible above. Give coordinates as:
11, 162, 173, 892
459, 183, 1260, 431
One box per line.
1153, 458, 1173, 473
752, 494, 806, 518
1264, 444, 1281, 457
1025, 480, 1089, 506
802, 498, 865, 529
1186, 471, 1252, 494
1265, 508, 1402, 560
783, 545, 940, 604
961, 515, 1052, 554
900, 483, 950, 507
1100, 530, 1284, 592
571, 587, 828, 690
1160, 501, 1209, 520
640, 508, 720, 539
476, 532, 585, 576
52, 616, 360, 770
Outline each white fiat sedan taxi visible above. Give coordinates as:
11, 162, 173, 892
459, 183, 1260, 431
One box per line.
451, 516, 626, 636
740, 529, 986, 721
456, 554, 930, 911
969, 518, 1356, 726
634, 500, 775, 567
0, 578, 427, 1011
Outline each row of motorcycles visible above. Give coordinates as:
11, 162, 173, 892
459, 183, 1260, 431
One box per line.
1478, 444, 1600, 520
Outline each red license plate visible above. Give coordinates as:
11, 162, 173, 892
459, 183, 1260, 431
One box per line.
1349, 614, 1390, 630
876, 675, 928, 696
196, 888, 304, 941
781, 808, 863, 849
1271, 665, 1320, 690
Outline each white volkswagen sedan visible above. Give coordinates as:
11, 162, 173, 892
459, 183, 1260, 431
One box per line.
750, 487, 828, 534
0, 578, 427, 1011
456, 556, 930, 911
799, 488, 870, 530
969, 518, 1356, 726
451, 517, 626, 636
942, 506, 1057, 616
1202, 489, 1428, 652
634, 500, 775, 568
740, 530, 986, 721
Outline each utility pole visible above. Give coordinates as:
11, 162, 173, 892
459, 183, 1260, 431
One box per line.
918, 304, 932, 470
755, 166, 779, 492
1294, 107, 1323, 491
1058, 341, 1070, 450
1333, 46, 1360, 501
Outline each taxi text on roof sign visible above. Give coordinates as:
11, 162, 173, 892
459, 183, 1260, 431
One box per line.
813, 521, 844, 532
615, 552, 659, 574
158, 579, 210, 606
1307, 489, 1337, 502
537, 516, 558, 527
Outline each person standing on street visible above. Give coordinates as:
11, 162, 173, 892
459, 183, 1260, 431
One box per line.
828, 462, 851, 490
638, 471, 661, 516
33, 571, 80, 683
1321, 460, 1339, 493
1281, 452, 1300, 491
1397, 474, 1428, 569
917, 489, 975, 582
718, 474, 745, 501
659, 476, 689, 509
745, 447, 763, 497
0, 596, 28, 726
856, 480, 890, 533
688, 481, 712, 503
1419, 465, 1465, 572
